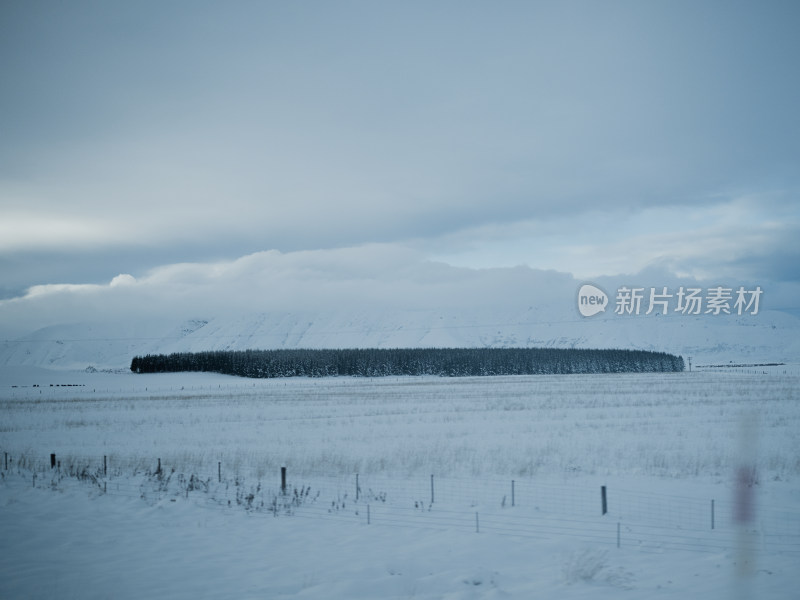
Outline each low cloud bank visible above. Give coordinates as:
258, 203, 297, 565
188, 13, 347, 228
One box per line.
1, 244, 797, 341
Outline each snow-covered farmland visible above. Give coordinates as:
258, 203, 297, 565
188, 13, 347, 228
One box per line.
2, 368, 797, 480
1, 367, 799, 599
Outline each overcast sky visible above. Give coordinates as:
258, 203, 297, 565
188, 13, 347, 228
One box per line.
1, 1, 799, 335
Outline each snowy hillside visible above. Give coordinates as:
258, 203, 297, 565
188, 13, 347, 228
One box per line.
1, 307, 798, 371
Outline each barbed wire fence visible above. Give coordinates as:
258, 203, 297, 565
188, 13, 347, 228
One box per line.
2, 449, 798, 557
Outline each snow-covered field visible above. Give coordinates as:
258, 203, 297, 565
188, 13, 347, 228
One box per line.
1, 367, 799, 598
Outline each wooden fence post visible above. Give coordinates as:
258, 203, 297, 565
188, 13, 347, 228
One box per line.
711, 499, 715, 530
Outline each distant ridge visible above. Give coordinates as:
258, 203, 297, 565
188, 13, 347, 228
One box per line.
1, 307, 798, 370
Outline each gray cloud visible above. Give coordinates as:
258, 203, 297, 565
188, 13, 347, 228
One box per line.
4, 241, 796, 340
1, 1, 798, 328
0, 246, 582, 337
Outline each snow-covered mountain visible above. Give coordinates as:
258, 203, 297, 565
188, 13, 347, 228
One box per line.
1, 307, 798, 371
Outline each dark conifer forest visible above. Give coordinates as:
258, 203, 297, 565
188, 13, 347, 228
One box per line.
131, 348, 684, 378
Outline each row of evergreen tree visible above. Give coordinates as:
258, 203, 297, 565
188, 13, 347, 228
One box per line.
130, 347, 684, 378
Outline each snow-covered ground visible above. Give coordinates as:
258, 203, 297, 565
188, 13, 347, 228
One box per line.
3, 306, 799, 371
2, 474, 796, 600
1, 368, 799, 598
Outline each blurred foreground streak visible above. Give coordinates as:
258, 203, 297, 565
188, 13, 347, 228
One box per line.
734, 413, 758, 600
